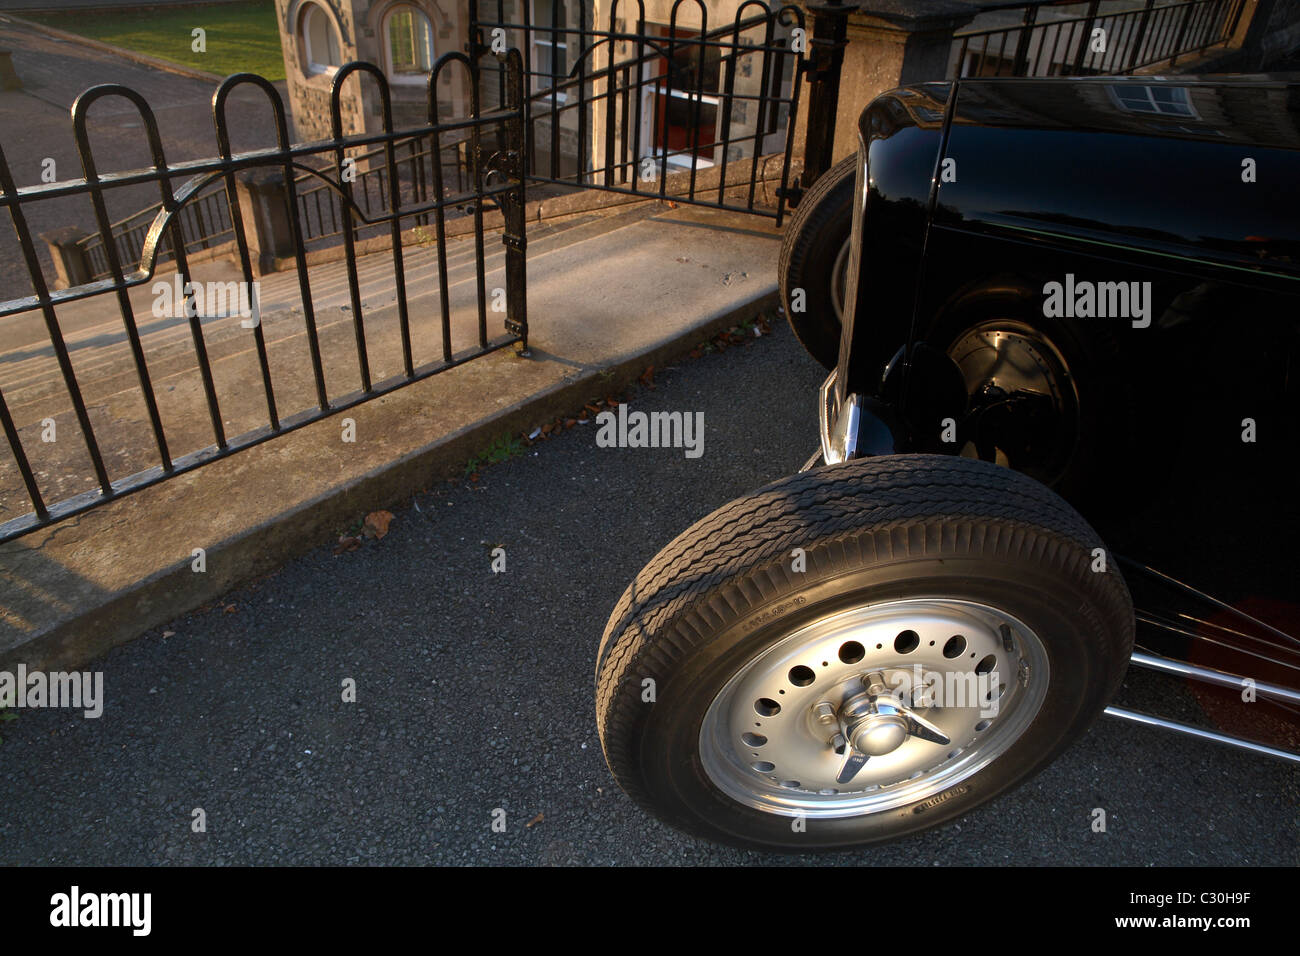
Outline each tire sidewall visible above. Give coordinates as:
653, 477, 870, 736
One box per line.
780, 156, 857, 370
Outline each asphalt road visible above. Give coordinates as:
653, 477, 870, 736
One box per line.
1, 320, 1296, 865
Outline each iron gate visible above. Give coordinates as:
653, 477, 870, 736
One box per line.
0, 52, 529, 545
467, 0, 843, 224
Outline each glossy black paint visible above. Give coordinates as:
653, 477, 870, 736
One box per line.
837, 74, 1300, 689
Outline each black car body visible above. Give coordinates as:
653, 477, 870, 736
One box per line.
827, 74, 1300, 755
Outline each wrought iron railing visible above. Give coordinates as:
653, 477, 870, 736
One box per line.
952, 0, 1246, 77
0, 53, 529, 544
471, 0, 806, 221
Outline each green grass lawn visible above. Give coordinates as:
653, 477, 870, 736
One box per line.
27, 1, 285, 81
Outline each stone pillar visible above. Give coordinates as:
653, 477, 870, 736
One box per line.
234, 169, 298, 275
40, 227, 92, 290
825, 1, 977, 162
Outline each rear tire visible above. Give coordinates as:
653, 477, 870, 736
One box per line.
778, 155, 857, 370
596, 454, 1133, 850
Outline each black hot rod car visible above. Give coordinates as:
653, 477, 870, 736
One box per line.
596, 75, 1300, 850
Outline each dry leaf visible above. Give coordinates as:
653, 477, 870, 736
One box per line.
334, 535, 363, 555
364, 510, 394, 539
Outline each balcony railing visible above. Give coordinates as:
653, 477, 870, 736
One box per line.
952, 0, 1246, 77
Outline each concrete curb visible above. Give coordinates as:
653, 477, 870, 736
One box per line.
0, 287, 778, 672
3, 12, 227, 84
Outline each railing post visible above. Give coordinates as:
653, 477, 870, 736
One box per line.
40, 226, 92, 290
502, 53, 529, 357
1071, 0, 1101, 74
1126, 0, 1157, 72
234, 169, 297, 275
1011, 3, 1039, 76
1168, 0, 1196, 66
798, 0, 853, 194
0, 49, 21, 91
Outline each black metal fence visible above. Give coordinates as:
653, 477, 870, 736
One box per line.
952, 0, 1246, 77
0, 52, 528, 544
469, 0, 807, 222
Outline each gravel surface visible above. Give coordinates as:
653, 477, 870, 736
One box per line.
1, 320, 1296, 865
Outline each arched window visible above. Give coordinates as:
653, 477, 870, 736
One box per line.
383, 4, 435, 83
300, 2, 342, 76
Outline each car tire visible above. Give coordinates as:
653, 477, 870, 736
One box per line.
596, 454, 1134, 850
778, 155, 857, 370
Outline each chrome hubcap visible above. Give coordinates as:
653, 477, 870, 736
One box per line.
699, 599, 1050, 818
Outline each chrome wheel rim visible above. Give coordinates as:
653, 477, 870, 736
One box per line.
699, 598, 1050, 818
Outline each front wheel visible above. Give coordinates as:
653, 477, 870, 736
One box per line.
595, 455, 1133, 850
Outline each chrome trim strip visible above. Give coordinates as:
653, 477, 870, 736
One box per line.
1130, 650, 1300, 705
818, 370, 837, 461
818, 370, 861, 466
1104, 705, 1300, 765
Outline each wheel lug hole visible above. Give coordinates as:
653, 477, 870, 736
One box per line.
788, 665, 816, 687
894, 630, 920, 654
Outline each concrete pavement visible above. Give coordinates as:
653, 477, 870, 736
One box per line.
0, 200, 782, 671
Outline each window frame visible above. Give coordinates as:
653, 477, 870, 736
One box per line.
300, 1, 343, 77
381, 2, 437, 86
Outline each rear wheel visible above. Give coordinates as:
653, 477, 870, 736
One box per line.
596, 454, 1133, 849
778, 155, 857, 370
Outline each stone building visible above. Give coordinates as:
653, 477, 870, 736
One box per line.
275, 0, 796, 180
275, 0, 471, 141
